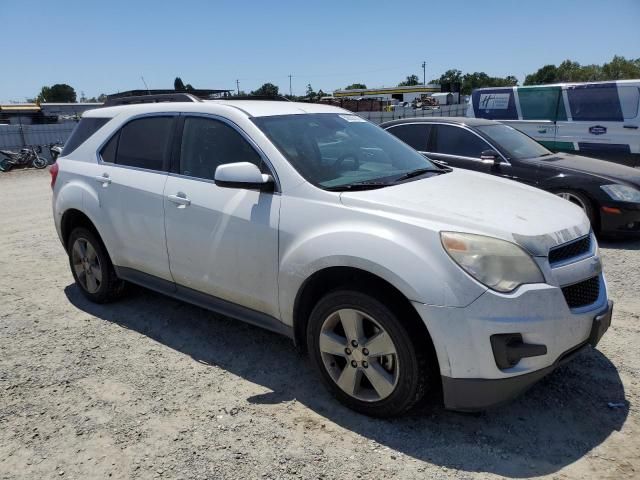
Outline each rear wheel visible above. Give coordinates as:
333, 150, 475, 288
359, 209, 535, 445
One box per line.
67, 227, 125, 303
0, 159, 13, 172
307, 290, 431, 417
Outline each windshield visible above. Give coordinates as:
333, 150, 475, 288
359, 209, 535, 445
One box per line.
476, 124, 552, 160
253, 113, 439, 189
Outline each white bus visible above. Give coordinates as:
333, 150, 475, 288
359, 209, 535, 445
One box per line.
467, 80, 640, 167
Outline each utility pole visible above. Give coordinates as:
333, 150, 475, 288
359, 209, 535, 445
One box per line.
288, 74, 292, 97
236, 79, 240, 95
422, 61, 426, 85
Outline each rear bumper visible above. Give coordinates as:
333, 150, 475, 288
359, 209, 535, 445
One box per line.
440, 300, 612, 411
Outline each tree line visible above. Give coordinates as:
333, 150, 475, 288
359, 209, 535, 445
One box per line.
26, 55, 639, 104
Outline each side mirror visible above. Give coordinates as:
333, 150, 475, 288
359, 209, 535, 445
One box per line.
480, 149, 501, 165
214, 162, 274, 191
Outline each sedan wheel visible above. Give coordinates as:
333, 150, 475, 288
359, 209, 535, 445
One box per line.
319, 308, 400, 402
555, 190, 594, 224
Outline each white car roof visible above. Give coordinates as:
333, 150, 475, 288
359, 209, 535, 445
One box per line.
83, 100, 349, 119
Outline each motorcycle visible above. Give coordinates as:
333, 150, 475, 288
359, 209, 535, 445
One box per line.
48, 141, 64, 163
0, 145, 48, 172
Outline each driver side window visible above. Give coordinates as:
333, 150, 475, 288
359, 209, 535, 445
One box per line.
180, 117, 262, 180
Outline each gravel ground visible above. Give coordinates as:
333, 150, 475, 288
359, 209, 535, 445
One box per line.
1, 169, 638, 480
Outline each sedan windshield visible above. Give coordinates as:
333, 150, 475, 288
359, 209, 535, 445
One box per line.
253, 113, 440, 189
476, 124, 552, 160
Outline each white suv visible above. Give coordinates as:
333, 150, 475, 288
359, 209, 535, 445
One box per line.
51, 95, 612, 417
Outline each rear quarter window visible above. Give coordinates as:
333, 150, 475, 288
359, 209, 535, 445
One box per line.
567, 83, 623, 121
62, 117, 110, 155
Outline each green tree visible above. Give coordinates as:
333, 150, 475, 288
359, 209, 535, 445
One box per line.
37, 84, 77, 103
432, 69, 463, 85
524, 64, 559, 85
398, 74, 420, 86
174, 77, 186, 91
601, 55, 640, 80
306, 83, 316, 99
345, 83, 367, 90
524, 56, 640, 85
251, 83, 279, 97
460, 72, 517, 95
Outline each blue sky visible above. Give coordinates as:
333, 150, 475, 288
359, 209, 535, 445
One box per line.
1, 0, 639, 102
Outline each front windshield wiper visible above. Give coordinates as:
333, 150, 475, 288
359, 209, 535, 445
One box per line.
393, 167, 445, 182
324, 181, 391, 192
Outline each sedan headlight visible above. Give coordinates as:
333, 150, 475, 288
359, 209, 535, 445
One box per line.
441, 232, 544, 293
600, 184, 640, 203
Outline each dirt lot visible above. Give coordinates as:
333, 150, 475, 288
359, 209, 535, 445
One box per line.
1, 169, 638, 480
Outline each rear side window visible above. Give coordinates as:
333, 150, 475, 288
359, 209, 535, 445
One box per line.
62, 117, 110, 155
179, 117, 261, 180
567, 84, 623, 121
619, 86, 640, 119
432, 125, 490, 158
113, 116, 174, 170
387, 124, 430, 151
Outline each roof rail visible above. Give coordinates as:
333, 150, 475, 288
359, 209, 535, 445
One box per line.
103, 93, 201, 107
210, 95, 292, 102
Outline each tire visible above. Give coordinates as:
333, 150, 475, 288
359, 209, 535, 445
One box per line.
67, 227, 126, 303
0, 159, 13, 172
307, 290, 431, 417
32, 156, 48, 169
555, 190, 595, 224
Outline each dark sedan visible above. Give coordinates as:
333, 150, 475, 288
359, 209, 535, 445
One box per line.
381, 117, 640, 237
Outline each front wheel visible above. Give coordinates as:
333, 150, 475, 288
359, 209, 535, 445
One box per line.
32, 156, 48, 169
554, 190, 595, 224
307, 290, 431, 417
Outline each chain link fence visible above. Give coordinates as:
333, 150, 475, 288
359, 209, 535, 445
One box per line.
355, 103, 468, 124
0, 121, 76, 163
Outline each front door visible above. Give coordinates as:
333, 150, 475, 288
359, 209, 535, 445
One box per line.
163, 115, 281, 318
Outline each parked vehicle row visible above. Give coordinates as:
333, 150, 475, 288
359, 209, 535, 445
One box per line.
51, 95, 612, 417
467, 80, 640, 167
382, 117, 640, 237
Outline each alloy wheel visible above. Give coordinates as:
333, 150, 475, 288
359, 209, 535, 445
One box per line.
71, 238, 103, 293
318, 308, 400, 402
556, 191, 587, 212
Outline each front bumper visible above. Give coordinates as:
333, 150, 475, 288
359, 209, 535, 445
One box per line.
441, 300, 612, 411
412, 280, 612, 411
600, 202, 640, 236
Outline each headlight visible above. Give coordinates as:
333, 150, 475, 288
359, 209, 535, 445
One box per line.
441, 232, 544, 293
600, 184, 640, 203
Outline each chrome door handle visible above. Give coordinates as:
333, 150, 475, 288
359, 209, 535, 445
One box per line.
95, 174, 111, 185
167, 193, 191, 206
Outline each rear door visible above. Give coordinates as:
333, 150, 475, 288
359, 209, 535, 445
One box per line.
163, 115, 281, 318
97, 114, 175, 282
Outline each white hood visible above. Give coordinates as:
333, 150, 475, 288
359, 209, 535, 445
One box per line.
339, 169, 591, 256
